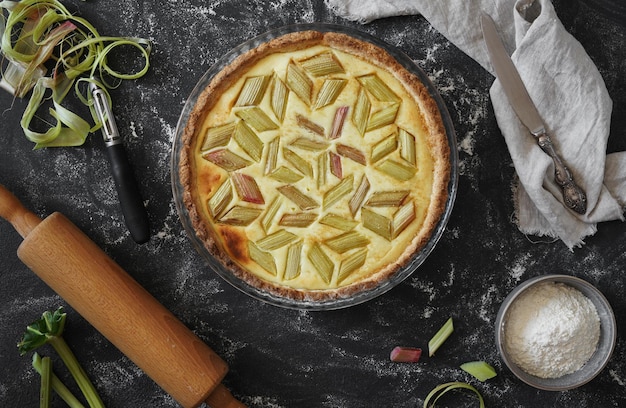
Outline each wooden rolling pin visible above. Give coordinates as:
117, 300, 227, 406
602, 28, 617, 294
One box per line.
0, 184, 245, 408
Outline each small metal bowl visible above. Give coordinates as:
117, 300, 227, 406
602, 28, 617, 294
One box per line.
495, 274, 616, 391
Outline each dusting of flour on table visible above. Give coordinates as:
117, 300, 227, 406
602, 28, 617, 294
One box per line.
503, 281, 600, 379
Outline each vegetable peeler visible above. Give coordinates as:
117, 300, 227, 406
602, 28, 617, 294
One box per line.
90, 82, 150, 243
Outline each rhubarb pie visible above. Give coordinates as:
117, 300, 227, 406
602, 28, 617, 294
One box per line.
179, 29, 451, 303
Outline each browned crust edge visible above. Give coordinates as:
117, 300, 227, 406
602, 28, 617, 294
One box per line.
179, 30, 451, 304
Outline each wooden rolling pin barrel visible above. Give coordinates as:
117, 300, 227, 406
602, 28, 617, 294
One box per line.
0, 184, 245, 408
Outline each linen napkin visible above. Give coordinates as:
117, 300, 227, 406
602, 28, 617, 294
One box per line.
326, 0, 626, 249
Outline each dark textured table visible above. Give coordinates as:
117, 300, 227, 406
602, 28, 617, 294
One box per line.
1, 1, 625, 407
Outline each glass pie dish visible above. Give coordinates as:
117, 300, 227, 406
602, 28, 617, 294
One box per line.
171, 23, 458, 310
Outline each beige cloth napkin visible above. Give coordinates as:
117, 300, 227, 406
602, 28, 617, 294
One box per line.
326, 0, 626, 249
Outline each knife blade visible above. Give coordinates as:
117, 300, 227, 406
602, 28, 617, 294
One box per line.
90, 82, 151, 242
480, 13, 587, 214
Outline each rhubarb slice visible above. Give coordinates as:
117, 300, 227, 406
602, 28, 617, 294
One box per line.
460, 361, 497, 382
389, 347, 422, 363
428, 317, 453, 357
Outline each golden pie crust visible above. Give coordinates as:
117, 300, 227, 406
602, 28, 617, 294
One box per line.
179, 30, 450, 303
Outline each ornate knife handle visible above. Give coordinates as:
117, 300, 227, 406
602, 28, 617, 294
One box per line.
534, 130, 587, 214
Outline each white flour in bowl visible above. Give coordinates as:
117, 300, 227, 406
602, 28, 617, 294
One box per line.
503, 281, 601, 378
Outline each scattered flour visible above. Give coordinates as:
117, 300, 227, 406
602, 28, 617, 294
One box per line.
504, 281, 600, 378
506, 252, 532, 284
459, 133, 475, 155
609, 369, 625, 386
238, 395, 285, 408
478, 284, 497, 323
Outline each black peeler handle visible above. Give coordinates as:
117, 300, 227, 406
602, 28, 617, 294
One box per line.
106, 143, 150, 244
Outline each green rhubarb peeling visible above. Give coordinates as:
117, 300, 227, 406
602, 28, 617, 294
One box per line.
460, 361, 497, 382
0, 0, 151, 147
423, 381, 485, 408
19, 307, 104, 408
428, 317, 453, 357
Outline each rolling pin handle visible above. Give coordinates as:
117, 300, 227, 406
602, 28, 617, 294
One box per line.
0, 184, 42, 238
205, 384, 247, 408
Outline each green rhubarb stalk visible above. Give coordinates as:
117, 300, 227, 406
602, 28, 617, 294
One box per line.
428, 317, 454, 357
19, 308, 104, 408
39, 355, 51, 408
32, 353, 85, 408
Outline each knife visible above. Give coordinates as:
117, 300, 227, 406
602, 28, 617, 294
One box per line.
90, 82, 151, 243
480, 13, 587, 214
